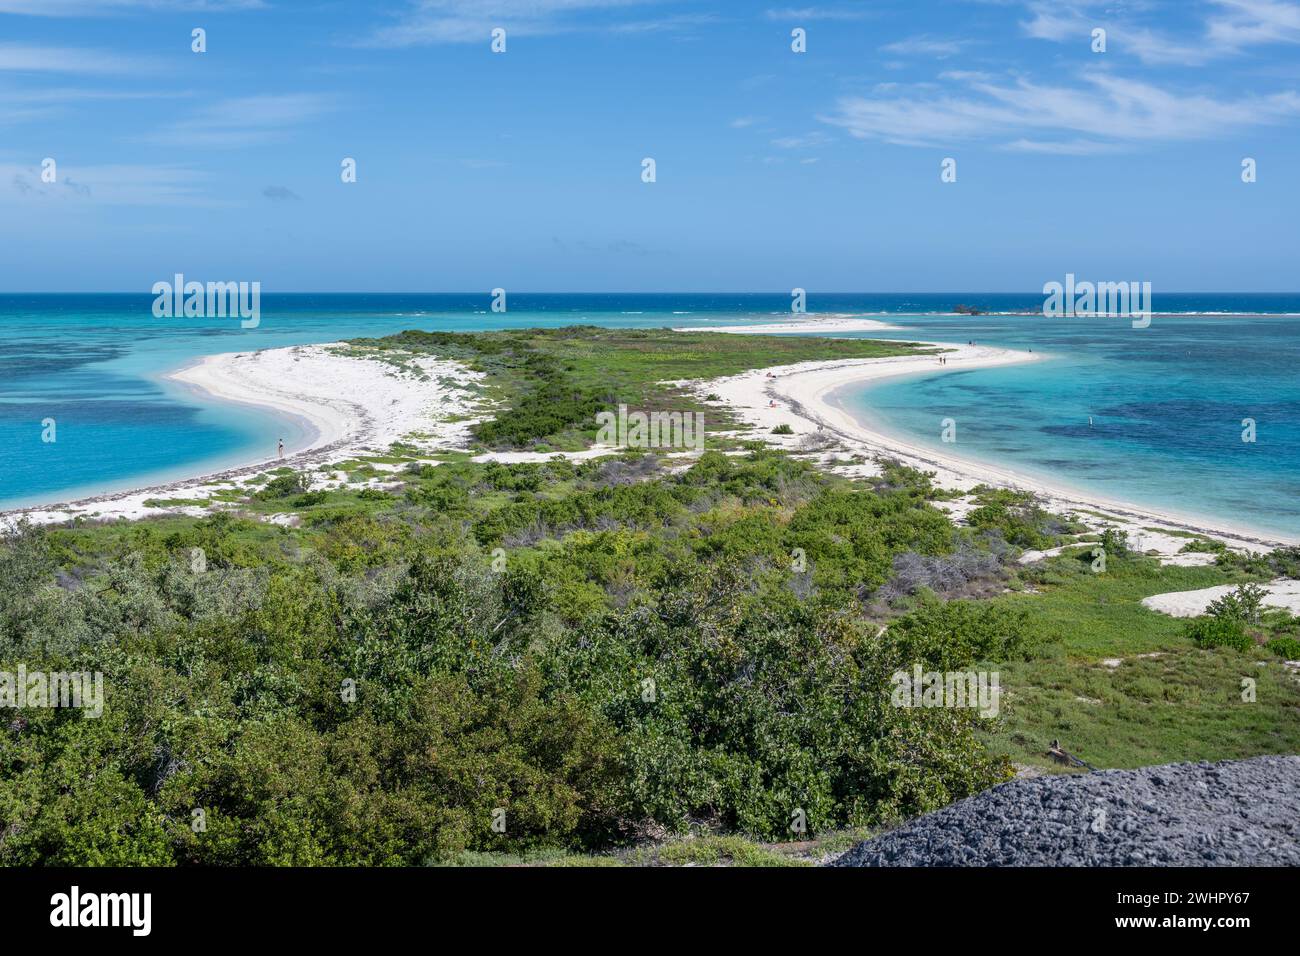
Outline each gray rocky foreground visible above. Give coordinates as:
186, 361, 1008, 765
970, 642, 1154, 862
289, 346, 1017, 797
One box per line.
833, 755, 1300, 866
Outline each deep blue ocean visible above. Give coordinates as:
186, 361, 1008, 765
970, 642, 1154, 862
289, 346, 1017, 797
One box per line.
2, 292, 1298, 537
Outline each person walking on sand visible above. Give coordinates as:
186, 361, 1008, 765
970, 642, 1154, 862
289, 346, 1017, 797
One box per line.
278, 437, 284, 459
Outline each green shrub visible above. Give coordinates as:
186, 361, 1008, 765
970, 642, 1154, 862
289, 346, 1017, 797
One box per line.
1267, 546, 1300, 578
883, 598, 1032, 669
1099, 527, 1130, 558
1206, 583, 1268, 625
470, 349, 609, 447
965, 487, 1057, 551
1179, 537, 1227, 554
256, 471, 310, 500
771, 423, 794, 435
1186, 614, 1253, 652
1265, 636, 1300, 660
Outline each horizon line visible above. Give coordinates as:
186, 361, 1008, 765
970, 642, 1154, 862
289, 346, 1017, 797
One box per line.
3, 290, 1299, 297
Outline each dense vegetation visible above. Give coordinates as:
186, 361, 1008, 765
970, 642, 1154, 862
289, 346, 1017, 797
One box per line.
1, 451, 1023, 864
3, 327, 1298, 866
341, 326, 925, 450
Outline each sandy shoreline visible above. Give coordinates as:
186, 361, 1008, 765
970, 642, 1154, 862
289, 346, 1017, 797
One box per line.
2, 344, 484, 527
685, 339, 1296, 551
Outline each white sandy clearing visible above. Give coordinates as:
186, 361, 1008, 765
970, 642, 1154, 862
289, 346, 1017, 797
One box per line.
674, 315, 903, 335
1141, 580, 1300, 618
2, 344, 484, 528
171, 344, 481, 456
1019, 528, 1228, 567
685, 336, 1291, 553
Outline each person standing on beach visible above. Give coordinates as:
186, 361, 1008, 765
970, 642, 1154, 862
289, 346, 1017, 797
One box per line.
278, 437, 284, 459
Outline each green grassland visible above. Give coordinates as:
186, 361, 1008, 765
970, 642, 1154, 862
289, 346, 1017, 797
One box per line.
3, 326, 1297, 866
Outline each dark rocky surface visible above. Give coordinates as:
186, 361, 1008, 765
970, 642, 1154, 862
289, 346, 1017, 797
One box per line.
833, 755, 1300, 866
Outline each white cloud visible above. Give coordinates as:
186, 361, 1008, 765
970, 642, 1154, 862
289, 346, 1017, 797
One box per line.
1018, 0, 1300, 64
764, 6, 871, 20
610, 12, 720, 33
0, 84, 192, 124
152, 94, 333, 148
1019, 1, 1088, 42
1002, 137, 1127, 155
1118, 27, 1217, 65
880, 36, 968, 57
822, 71, 1300, 148
0, 43, 153, 73
0, 0, 264, 14
362, 0, 656, 46
771, 130, 831, 149
1208, 0, 1300, 49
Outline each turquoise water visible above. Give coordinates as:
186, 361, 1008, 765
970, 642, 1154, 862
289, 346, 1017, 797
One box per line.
834, 311, 1300, 539
0, 292, 841, 508
3, 293, 1299, 538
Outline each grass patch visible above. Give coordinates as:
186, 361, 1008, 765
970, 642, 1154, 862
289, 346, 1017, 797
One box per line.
988, 648, 1300, 770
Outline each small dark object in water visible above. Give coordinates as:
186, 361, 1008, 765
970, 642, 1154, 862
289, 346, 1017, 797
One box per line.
953, 304, 983, 315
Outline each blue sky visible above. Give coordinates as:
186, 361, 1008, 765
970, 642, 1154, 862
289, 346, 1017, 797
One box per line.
1, 0, 1298, 292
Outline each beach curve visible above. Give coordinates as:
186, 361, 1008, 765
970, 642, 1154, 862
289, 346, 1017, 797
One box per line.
686, 336, 1296, 551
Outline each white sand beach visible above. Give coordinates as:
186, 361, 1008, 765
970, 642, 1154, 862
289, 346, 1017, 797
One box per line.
684, 338, 1295, 553
169, 343, 480, 457
3, 344, 484, 528
1142, 581, 1300, 618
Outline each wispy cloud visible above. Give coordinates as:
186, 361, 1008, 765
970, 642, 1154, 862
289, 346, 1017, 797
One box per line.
0, 84, 192, 127
822, 71, 1300, 148
1018, 1, 1212, 64
771, 130, 831, 149
361, 0, 658, 46
0, 43, 155, 73
151, 93, 333, 148
1002, 137, 1128, 155
763, 6, 872, 20
1019, 0, 1300, 65
0, 0, 264, 15
879, 35, 968, 57
1019, 1, 1087, 42
610, 12, 721, 33
1208, 0, 1300, 49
